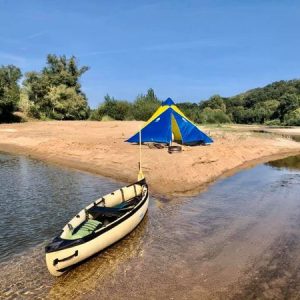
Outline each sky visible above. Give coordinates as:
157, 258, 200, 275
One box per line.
0, 0, 300, 108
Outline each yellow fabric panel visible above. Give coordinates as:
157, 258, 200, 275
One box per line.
130, 105, 169, 138
142, 105, 169, 128
131, 103, 197, 139
171, 105, 199, 127
171, 114, 182, 141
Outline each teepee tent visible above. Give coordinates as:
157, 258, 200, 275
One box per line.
126, 98, 213, 145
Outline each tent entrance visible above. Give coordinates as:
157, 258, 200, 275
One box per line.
171, 114, 182, 143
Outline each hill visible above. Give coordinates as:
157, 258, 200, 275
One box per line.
186, 79, 300, 125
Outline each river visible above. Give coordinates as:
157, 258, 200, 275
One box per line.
0, 152, 300, 299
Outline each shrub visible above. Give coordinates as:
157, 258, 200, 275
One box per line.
284, 108, 300, 126
132, 88, 160, 121
199, 108, 231, 124
264, 119, 281, 126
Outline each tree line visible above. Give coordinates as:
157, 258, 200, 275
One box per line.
1, 54, 300, 125
0, 54, 90, 122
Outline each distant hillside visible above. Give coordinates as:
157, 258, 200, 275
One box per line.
178, 79, 300, 125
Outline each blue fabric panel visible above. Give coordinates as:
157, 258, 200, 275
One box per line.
127, 108, 172, 143
162, 97, 175, 106
172, 111, 213, 144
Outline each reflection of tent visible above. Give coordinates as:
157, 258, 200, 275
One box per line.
126, 98, 213, 145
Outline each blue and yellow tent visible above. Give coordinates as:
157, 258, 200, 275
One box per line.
127, 98, 213, 145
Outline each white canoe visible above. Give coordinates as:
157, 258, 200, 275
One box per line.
45, 178, 149, 276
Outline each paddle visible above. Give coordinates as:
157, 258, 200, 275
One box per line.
138, 126, 144, 181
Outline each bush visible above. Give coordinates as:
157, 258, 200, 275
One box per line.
284, 108, 300, 126
132, 88, 160, 121
264, 119, 281, 126
101, 115, 115, 121
199, 108, 231, 124
91, 95, 132, 121
28, 104, 42, 119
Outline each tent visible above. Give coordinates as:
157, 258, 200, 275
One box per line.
126, 98, 213, 145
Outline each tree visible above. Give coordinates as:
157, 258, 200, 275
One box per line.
23, 54, 90, 119
42, 54, 89, 92
0, 65, 22, 122
44, 85, 89, 120
275, 93, 300, 121
284, 108, 300, 126
132, 88, 160, 120
23, 71, 49, 105
199, 79, 300, 125
200, 94, 226, 112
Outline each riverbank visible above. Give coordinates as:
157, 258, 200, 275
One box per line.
0, 121, 299, 196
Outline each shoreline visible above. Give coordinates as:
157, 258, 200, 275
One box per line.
2, 143, 300, 198
0, 121, 299, 198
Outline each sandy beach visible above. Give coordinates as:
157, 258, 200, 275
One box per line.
0, 121, 299, 196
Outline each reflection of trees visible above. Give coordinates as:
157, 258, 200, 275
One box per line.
267, 156, 300, 171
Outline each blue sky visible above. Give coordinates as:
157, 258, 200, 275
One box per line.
0, 0, 299, 107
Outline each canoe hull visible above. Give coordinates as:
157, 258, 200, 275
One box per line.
46, 194, 149, 276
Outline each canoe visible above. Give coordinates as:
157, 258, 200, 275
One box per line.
45, 178, 149, 276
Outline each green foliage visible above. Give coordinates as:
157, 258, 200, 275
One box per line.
89, 80, 300, 126
275, 93, 300, 121
199, 107, 231, 124
199, 94, 226, 112
200, 80, 300, 125
101, 115, 115, 121
284, 108, 300, 126
90, 89, 160, 122
43, 54, 89, 92
90, 95, 132, 121
264, 119, 281, 126
23, 54, 89, 120
0, 65, 22, 122
132, 88, 161, 121
44, 85, 89, 120
18, 88, 38, 118
177, 102, 202, 123
2, 55, 300, 127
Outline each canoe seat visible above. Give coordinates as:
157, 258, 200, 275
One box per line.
65, 219, 101, 240
88, 196, 141, 220
114, 196, 140, 209
88, 206, 131, 219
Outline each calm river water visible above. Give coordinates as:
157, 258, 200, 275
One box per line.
0, 152, 300, 299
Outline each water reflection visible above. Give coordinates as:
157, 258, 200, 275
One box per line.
291, 135, 300, 142
0, 152, 123, 263
267, 155, 300, 171
1, 153, 300, 299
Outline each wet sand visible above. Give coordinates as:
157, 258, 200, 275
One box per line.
0, 121, 299, 197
